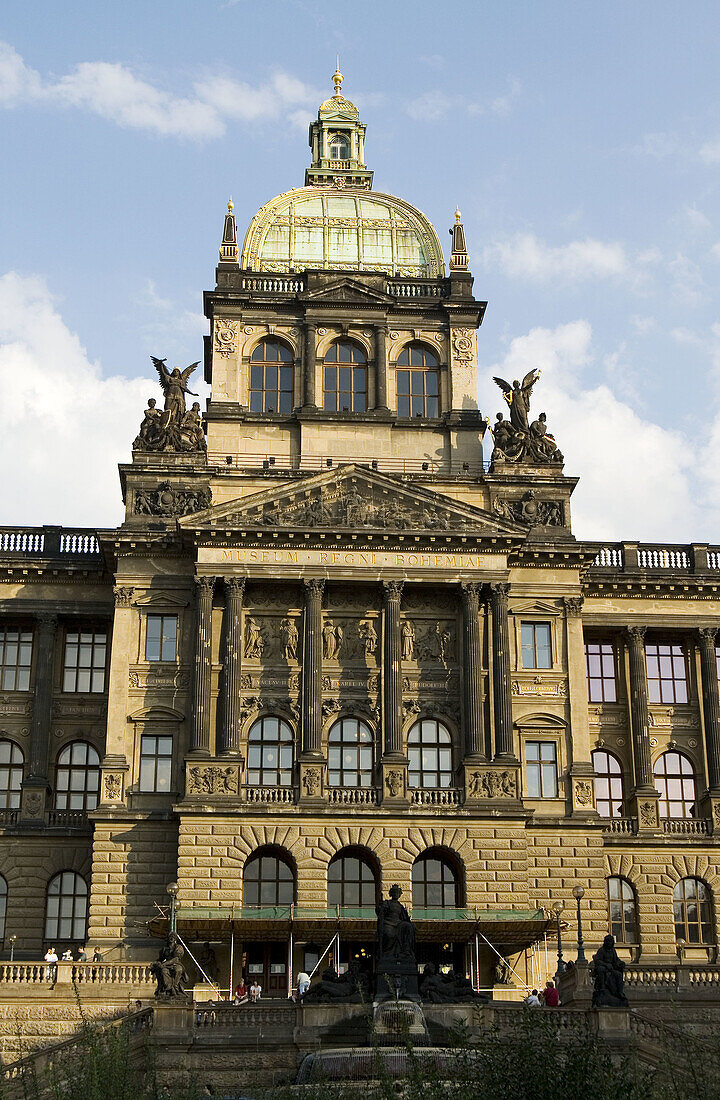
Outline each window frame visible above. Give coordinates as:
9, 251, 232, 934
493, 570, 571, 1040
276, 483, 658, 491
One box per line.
328, 131, 350, 160
411, 853, 460, 910
248, 338, 295, 415
145, 614, 177, 663
585, 639, 617, 703
607, 876, 638, 945
44, 871, 88, 944
0, 740, 24, 811
654, 751, 696, 818
327, 716, 374, 788
407, 719, 454, 789
328, 853, 378, 909
0, 626, 33, 692
243, 850, 295, 908
521, 621, 553, 669
138, 733, 174, 794
645, 641, 689, 705
524, 740, 559, 799
674, 877, 714, 945
592, 749, 624, 818
247, 716, 294, 787
322, 340, 368, 413
55, 741, 101, 812
62, 626, 108, 694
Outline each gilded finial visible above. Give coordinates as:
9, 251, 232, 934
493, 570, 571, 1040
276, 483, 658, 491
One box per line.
333, 57, 343, 97
227, 197, 234, 213
455, 207, 462, 224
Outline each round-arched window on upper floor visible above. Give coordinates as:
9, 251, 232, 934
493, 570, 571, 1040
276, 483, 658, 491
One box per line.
328, 717, 373, 788
329, 132, 350, 160
395, 344, 439, 418
247, 717, 293, 787
412, 851, 461, 910
323, 341, 367, 412
592, 750, 624, 818
0, 741, 23, 811
408, 719, 453, 789
243, 849, 295, 908
654, 751, 696, 818
249, 338, 294, 414
45, 871, 88, 942
55, 742, 100, 812
328, 851, 378, 909
674, 877, 714, 944
0, 875, 7, 942
607, 877, 638, 944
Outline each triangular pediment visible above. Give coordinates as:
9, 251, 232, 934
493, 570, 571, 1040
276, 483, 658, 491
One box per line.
300, 277, 391, 305
180, 464, 527, 542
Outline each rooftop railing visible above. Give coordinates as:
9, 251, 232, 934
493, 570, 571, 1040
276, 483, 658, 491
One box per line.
208, 452, 488, 476
233, 273, 451, 299
0, 526, 101, 561
587, 541, 720, 575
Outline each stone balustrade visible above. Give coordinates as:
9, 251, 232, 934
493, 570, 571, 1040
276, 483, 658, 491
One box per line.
588, 541, 720, 575
0, 961, 153, 986
411, 788, 462, 807
327, 788, 377, 806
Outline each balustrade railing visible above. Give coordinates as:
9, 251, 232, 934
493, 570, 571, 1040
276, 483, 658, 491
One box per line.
240, 275, 305, 294
386, 281, 448, 298
662, 817, 710, 835
0, 961, 153, 985
0, 527, 101, 560
327, 787, 377, 805
601, 817, 636, 835
241, 785, 295, 805
195, 1004, 297, 1029
411, 788, 462, 807
46, 809, 91, 829
625, 967, 678, 989
0, 809, 18, 827
588, 541, 720, 574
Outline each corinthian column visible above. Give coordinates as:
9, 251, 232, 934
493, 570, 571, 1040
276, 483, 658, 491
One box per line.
461, 582, 485, 759
375, 326, 388, 410
27, 613, 57, 783
698, 627, 720, 791
489, 583, 515, 760
303, 322, 317, 409
219, 578, 245, 755
190, 577, 214, 755
383, 581, 404, 757
626, 626, 653, 789
301, 579, 324, 756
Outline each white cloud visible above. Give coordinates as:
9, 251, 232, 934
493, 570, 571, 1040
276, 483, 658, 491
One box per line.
0, 40, 318, 140
485, 321, 709, 542
700, 137, 720, 163
405, 91, 453, 122
405, 78, 520, 122
636, 131, 679, 158
0, 273, 152, 526
482, 233, 631, 282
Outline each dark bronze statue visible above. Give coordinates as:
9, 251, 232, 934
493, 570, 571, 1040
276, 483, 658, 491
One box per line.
590, 934, 629, 1007
375, 884, 420, 1002
151, 933, 188, 999
489, 369, 564, 467
302, 962, 369, 1004
419, 963, 487, 1004
133, 357, 205, 453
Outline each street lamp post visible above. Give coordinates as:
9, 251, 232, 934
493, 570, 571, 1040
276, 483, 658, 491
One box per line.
8, 935, 16, 963
166, 881, 179, 935
554, 902, 567, 981
572, 884, 586, 963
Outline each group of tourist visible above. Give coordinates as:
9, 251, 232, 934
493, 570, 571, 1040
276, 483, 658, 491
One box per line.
232, 979, 262, 1004
523, 979, 560, 1007
43, 944, 103, 981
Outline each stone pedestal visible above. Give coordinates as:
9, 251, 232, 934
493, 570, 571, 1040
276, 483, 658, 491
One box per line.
299, 759, 326, 806
463, 763, 521, 809
380, 760, 409, 808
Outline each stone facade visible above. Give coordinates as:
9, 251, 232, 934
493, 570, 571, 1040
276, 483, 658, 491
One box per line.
0, 75, 719, 1004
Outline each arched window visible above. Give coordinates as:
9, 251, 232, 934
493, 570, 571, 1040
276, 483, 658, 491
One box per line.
674, 878, 714, 944
328, 851, 378, 909
396, 344, 439, 418
243, 849, 295, 908
45, 871, 88, 942
247, 716, 293, 787
55, 742, 100, 812
0, 741, 23, 810
592, 750, 623, 818
654, 751, 696, 818
408, 719, 453, 788
0, 875, 7, 942
329, 132, 350, 160
328, 717, 373, 788
412, 852, 460, 910
607, 877, 638, 943
323, 341, 367, 412
249, 338, 294, 414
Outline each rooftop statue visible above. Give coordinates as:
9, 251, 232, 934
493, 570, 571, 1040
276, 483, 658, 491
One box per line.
133, 357, 205, 453
490, 369, 564, 467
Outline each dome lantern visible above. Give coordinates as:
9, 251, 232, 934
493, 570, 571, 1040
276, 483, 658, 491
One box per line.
305, 64, 373, 190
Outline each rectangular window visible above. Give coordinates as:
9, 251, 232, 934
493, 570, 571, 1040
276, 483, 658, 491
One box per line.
63, 628, 107, 693
0, 628, 33, 692
646, 642, 688, 704
145, 615, 177, 662
521, 622, 552, 669
396, 370, 439, 418
525, 741, 558, 798
585, 640, 617, 702
139, 734, 173, 793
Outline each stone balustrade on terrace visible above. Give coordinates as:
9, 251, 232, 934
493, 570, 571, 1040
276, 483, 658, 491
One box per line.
234, 272, 451, 299
0, 526, 101, 562
587, 540, 720, 575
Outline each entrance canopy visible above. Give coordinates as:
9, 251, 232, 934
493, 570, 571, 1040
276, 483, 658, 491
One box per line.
157, 906, 552, 953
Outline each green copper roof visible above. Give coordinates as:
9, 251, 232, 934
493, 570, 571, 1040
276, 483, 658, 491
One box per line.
241, 187, 445, 277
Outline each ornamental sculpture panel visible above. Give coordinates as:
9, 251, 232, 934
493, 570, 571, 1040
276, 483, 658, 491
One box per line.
489, 369, 563, 466
135, 482, 210, 517
187, 765, 239, 796
133, 357, 206, 453
468, 770, 517, 799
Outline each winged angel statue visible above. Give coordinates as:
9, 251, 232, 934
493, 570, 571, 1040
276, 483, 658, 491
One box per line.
133, 358, 206, 453
489, 368, 563, 466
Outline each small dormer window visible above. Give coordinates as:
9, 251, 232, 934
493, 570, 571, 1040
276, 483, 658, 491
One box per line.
329, 132, 350, 160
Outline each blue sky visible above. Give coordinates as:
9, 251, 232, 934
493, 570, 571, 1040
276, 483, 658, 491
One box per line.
1, 0, 720, 539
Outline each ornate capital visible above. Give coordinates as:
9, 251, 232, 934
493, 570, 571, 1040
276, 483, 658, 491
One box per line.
698, 626, 719, 646
225, 577, 246, 598
113, 587, 134, 608
563, 596, 584, 617
488, 582, 510, 601
36, 613, 58, 630
304, 578, 325, 599
196, 576, 215, 596
626, 625, 647, 644
383, 580, 405, 602
461, 581, 483, 604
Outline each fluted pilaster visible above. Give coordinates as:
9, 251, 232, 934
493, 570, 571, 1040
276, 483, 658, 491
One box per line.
699, 627, 720, 791
383, 581, 404, 757
461, 582, 485, 759
375, 325, 388, 410
489, 583, 514, 759
27, 613, 57, 782
219, 578, 245, 755
626, 626, 653, 789
303, 322, 317, 408
302, 579, 325, 755
190, 576, 215, 754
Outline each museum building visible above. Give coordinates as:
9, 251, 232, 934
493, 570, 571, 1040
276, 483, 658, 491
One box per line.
1, 69, 719, 996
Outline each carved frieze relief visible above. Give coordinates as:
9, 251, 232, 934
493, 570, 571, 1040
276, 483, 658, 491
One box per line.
493, 492, 564, 527
187, 764, 240, 797
129, 669, 190, 691
0, 698, 31, 716
214, 318, 239, 358
511, 676, 567, 698
134, 482, 210, 518
467, 768, 517, 800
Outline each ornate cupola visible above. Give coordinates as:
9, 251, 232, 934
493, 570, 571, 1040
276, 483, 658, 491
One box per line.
218, 198, 238, 267
305, 63, 373, 190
